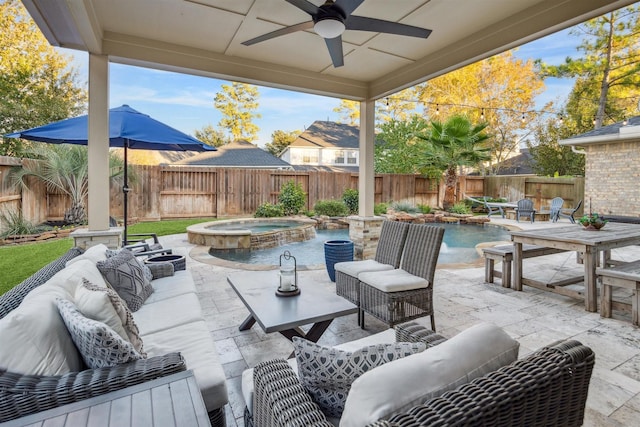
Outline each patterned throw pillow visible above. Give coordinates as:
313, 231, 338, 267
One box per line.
56, 298, 144, 369
106, 248, 153, 283
80, 278, 145, 355
96, 249, 153, 311
293, 337, 426, 418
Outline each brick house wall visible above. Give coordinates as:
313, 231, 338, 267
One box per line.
585, 140, 640, 216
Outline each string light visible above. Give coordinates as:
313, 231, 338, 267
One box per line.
435, 104, 440, 116
521, 112, 525, 123
480, 108, 485, 120
559, 114, 564, 124
623, 117, 628, 126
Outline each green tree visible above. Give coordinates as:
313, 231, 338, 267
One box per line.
416, 115, 491, 210
374, 116, 434, 175
265, 129, 299, 156
194, 124, 230, 147
0, 0, 86, 157
527, 117, 585, 176
8, 145, 124, 224
214, 82, 261, 142
538, 5, 640, 129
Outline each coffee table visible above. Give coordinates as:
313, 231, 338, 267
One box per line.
227, 270, 358, 342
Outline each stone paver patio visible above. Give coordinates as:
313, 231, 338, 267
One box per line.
159, 218, 640, 427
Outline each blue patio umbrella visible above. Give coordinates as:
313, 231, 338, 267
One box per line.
5, 104, 214, 243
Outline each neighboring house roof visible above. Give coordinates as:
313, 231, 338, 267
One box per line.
494, 148, 535, 175
173, 140, 292, 168
560, 116, 640, 146
290, 121, 360, 149
292, 164, 359, 173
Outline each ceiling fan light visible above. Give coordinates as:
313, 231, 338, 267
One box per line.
314, 18, 345, 39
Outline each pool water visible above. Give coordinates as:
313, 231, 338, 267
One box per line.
209, 223, 510, 266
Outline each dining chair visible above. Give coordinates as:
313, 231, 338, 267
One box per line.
335, 221, 409, 325
358, 224, 445, 330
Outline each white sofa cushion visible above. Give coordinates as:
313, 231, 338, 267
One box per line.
145, 270, 197, 303
358, 268, 429, 292
66, 243, 109, 267
134, 292, 203, 336
0, 292, 82, 375
294, 337, 425, 418
334, 259, 394, 276
56, 298, 144, 369
77, 279, 145, 354
340, 323, 520, 427
142, 320, 228, 411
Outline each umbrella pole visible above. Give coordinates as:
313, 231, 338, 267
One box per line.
123, 141, 129, 246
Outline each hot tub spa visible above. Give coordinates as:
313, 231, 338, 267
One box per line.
186, 218, 317, 250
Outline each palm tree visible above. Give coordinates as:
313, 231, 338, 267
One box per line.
417, 115, 491, 210
8, 144, 125, 224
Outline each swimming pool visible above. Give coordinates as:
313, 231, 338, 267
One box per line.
208, 223, 511, 267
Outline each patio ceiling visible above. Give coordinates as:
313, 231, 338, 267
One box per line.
22, 0, 637, 101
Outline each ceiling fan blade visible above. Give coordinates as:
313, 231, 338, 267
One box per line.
325, 36, 344, 67
346, 16, 432, 38
334, 0, 365, 16
242, 21, 314, 46
286, 0, 319, 16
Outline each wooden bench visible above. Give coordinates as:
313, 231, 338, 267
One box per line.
597, 260, 640, 326
483, 244, 569, 288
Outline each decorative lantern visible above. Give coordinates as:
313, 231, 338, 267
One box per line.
277, 250, 300, 296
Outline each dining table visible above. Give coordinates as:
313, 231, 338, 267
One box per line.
510, 222, 640, 312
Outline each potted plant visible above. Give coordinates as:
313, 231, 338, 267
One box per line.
578, 213, 607, 230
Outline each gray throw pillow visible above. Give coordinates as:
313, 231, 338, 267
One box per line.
106, 248, 153, 283
293, 337, 426, 418
96, 249, 153, 311
56, 298, 144, 369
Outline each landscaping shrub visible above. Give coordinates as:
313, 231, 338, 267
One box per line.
391, 201, 420, 213
342, 188, 359, 214
255, 202, 285, 218
278, 180, 306, 215
449, 202, 471, 214
314, 199, 349, 217
0, 209, 51, 238
374, 203, 388, 215
418, 204, 432, 214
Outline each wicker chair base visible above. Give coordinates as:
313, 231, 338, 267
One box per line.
209, 406, 226, 427
335, 270, 360, 305
360, 285, 435, 329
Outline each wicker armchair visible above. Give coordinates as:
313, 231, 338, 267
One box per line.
335, 220, 409, 326
249, 323, 447, 427
359, 224, 444, 329
249, 323, 594, 427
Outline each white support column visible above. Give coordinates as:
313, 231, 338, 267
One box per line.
358, 99, 375, 217
87, 54, 110, 232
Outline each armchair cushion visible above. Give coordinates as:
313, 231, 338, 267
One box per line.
358, 269, 429, 292
335, 259, 394, 277
66, 243, 108, 267
293, 337, 426, 418
56, 298, 144, 369
340, 323, 519, 427
96, 249, 154, 312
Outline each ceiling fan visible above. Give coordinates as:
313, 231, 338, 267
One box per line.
242, 0, 432, 68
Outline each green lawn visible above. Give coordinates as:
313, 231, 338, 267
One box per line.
0, 217, 218, 295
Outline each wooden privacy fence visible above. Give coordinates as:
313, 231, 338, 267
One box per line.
0, 155, 585, 225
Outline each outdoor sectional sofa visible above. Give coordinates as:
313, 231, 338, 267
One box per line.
0, 244, 228, 426
243, 321, 594, 427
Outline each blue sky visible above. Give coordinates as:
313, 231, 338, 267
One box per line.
59, 26, 582, 148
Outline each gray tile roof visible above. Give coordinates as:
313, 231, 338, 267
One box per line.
291, 121, 359, 149
173, 140, 292, 168
567, 116, 640, 139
